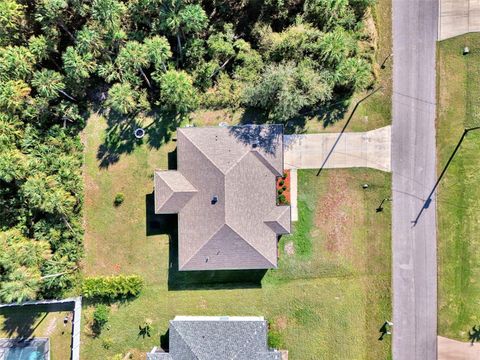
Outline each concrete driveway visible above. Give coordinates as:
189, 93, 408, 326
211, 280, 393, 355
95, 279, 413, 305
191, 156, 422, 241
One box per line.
439, 0, 480, 40
284, 126, 391, 172
438, 336, 480, 359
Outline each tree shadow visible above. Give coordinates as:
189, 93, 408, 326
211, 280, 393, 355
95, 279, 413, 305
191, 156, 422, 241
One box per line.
228, 124, 283, 156
96, 114, 144, 169
144, 110, 177, 150
0, 308, 46, 339
96, 108, 178, 169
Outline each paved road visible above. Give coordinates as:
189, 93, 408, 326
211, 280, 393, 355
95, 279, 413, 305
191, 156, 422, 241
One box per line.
283, 126, 391, 172
392, 0, 438, 359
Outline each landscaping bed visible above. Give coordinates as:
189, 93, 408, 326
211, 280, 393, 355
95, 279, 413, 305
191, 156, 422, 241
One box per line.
277, 170, 290, 205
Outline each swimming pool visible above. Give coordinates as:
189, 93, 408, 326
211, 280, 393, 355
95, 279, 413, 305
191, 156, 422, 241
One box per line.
0, 339, 49, 360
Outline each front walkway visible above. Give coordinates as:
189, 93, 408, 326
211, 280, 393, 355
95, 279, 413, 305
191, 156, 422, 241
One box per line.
438, 336, 480, 359
285, 126, 391, 222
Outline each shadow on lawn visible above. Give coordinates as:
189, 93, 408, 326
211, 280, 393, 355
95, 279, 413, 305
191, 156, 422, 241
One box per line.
145, 193, 267, 291
96, 109, 177, 169
0, 308, 47, 338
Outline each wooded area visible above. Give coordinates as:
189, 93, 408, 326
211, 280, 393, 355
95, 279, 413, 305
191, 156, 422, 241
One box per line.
0, 0, 376, 303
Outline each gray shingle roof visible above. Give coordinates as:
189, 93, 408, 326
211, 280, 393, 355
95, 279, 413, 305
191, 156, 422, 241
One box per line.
155, 316, 282, 360
154, 125, 291, 271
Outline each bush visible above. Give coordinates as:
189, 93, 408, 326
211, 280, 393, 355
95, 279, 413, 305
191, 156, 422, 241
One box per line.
279, 180, 284, 186
282, 185, 287, 191
277, 194, 286, 204
102, 337, 113, 349
268, 330, 283, 349
283, 173, 288, 179
114, 193, 125, 206
93, 304, 110, 334
82, 275, 144, 300
277, 189, 283, 195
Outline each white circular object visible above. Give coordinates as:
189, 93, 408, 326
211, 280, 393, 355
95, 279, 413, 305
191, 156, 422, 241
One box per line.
134, 128, 145, 139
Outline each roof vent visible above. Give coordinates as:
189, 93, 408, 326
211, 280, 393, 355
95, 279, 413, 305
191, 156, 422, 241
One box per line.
211, 196, 218, 205
252, 142, 258, 149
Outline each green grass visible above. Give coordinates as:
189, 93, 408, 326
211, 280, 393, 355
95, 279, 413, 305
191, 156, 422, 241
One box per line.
437, 33, 480, 340
80, 114, 392, 359
0, 308, 72, 360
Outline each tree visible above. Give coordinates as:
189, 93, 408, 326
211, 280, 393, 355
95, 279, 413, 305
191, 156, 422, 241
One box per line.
106, 82, 148, 115
0, 80, 31, 112
32, 69, 66, 100
336, 57, 373, 90
144, 36, 172, 72
0, 0, 25, 46
28, 35, 50, 62
62, 46, 96, 82
116, 41, 151, 88
304, 0, 357, 31
318, 27, 357, 66
155, 69, 198, 116
0, 267, 41, 303
157, 0, 208, 61
243, 62, 332, 122
0, 230, 51, 303
0, 46, 35, 81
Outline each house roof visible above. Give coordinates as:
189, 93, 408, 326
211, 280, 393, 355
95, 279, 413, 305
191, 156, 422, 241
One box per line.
154, 125, 290, 271
148, 316, 281, 360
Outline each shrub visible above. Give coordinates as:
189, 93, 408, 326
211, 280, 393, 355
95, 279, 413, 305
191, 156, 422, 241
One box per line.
282, 185, 287, 191
268, 330, 283, 349
277, 189, 283, 195
82, 275, 144, 300
93, 304, 110, 334
114, 193, 125, 206
277, 194, 286, 204
102, 337, 113, 349
283, 172, 288, 179
279, 180, 284, 186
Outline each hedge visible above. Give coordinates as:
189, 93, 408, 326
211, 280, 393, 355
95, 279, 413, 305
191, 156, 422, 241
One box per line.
82, 275, 144, 300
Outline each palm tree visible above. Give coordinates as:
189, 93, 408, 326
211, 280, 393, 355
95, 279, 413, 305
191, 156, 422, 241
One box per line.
0, 267, 41, 303
0, 80, 31, 112
106, 82, 139, 115
116, 41, 151, 88
32, 69, 75, 101
144, 36, 172, 72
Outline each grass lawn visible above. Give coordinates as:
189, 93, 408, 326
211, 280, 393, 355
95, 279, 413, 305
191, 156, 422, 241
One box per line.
0, 308, 72, 360
437, 33, 480, 340
81, 111, 392, 359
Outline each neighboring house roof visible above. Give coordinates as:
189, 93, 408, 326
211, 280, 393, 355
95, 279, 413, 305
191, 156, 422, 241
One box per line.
147, 316, 282, 360
154, 125, 291, 271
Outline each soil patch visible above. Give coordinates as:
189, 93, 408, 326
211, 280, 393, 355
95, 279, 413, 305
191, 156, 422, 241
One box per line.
314, 171, 357, 259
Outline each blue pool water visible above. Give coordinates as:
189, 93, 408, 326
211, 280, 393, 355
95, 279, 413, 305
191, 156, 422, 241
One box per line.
4, 347, 44, 360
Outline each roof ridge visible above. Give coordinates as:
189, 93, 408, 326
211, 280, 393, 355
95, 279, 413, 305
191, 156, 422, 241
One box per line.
180, 129, 226, 175
169, 322, 200, 360
180, 223, 225, 270
250, 150, 282, 177
224, 223, 276, 268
